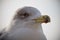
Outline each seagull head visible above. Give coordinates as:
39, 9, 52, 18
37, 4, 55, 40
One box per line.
13, 6, 50, 24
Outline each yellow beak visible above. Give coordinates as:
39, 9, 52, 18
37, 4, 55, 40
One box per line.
32, 15, 50, 23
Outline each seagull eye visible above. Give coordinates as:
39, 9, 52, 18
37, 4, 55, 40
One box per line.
19, 13, 29, 19
23, 13, 29, 17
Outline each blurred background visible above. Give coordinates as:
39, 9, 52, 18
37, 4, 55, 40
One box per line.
0, 0, 60, 40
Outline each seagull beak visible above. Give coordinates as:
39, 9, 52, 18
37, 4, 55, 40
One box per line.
32, 15, 50, 23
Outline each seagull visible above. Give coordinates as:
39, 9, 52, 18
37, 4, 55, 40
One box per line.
0, 6, 50, 40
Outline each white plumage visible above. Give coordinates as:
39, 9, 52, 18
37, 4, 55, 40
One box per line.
0, 6, 47, 40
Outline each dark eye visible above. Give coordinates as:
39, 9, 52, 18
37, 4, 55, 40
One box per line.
19, 13, 29, 19
13, 12, 30, 20
23, 13, 29, 17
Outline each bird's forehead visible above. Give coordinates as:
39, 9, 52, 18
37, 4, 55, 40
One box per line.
18, 7, 41, 16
